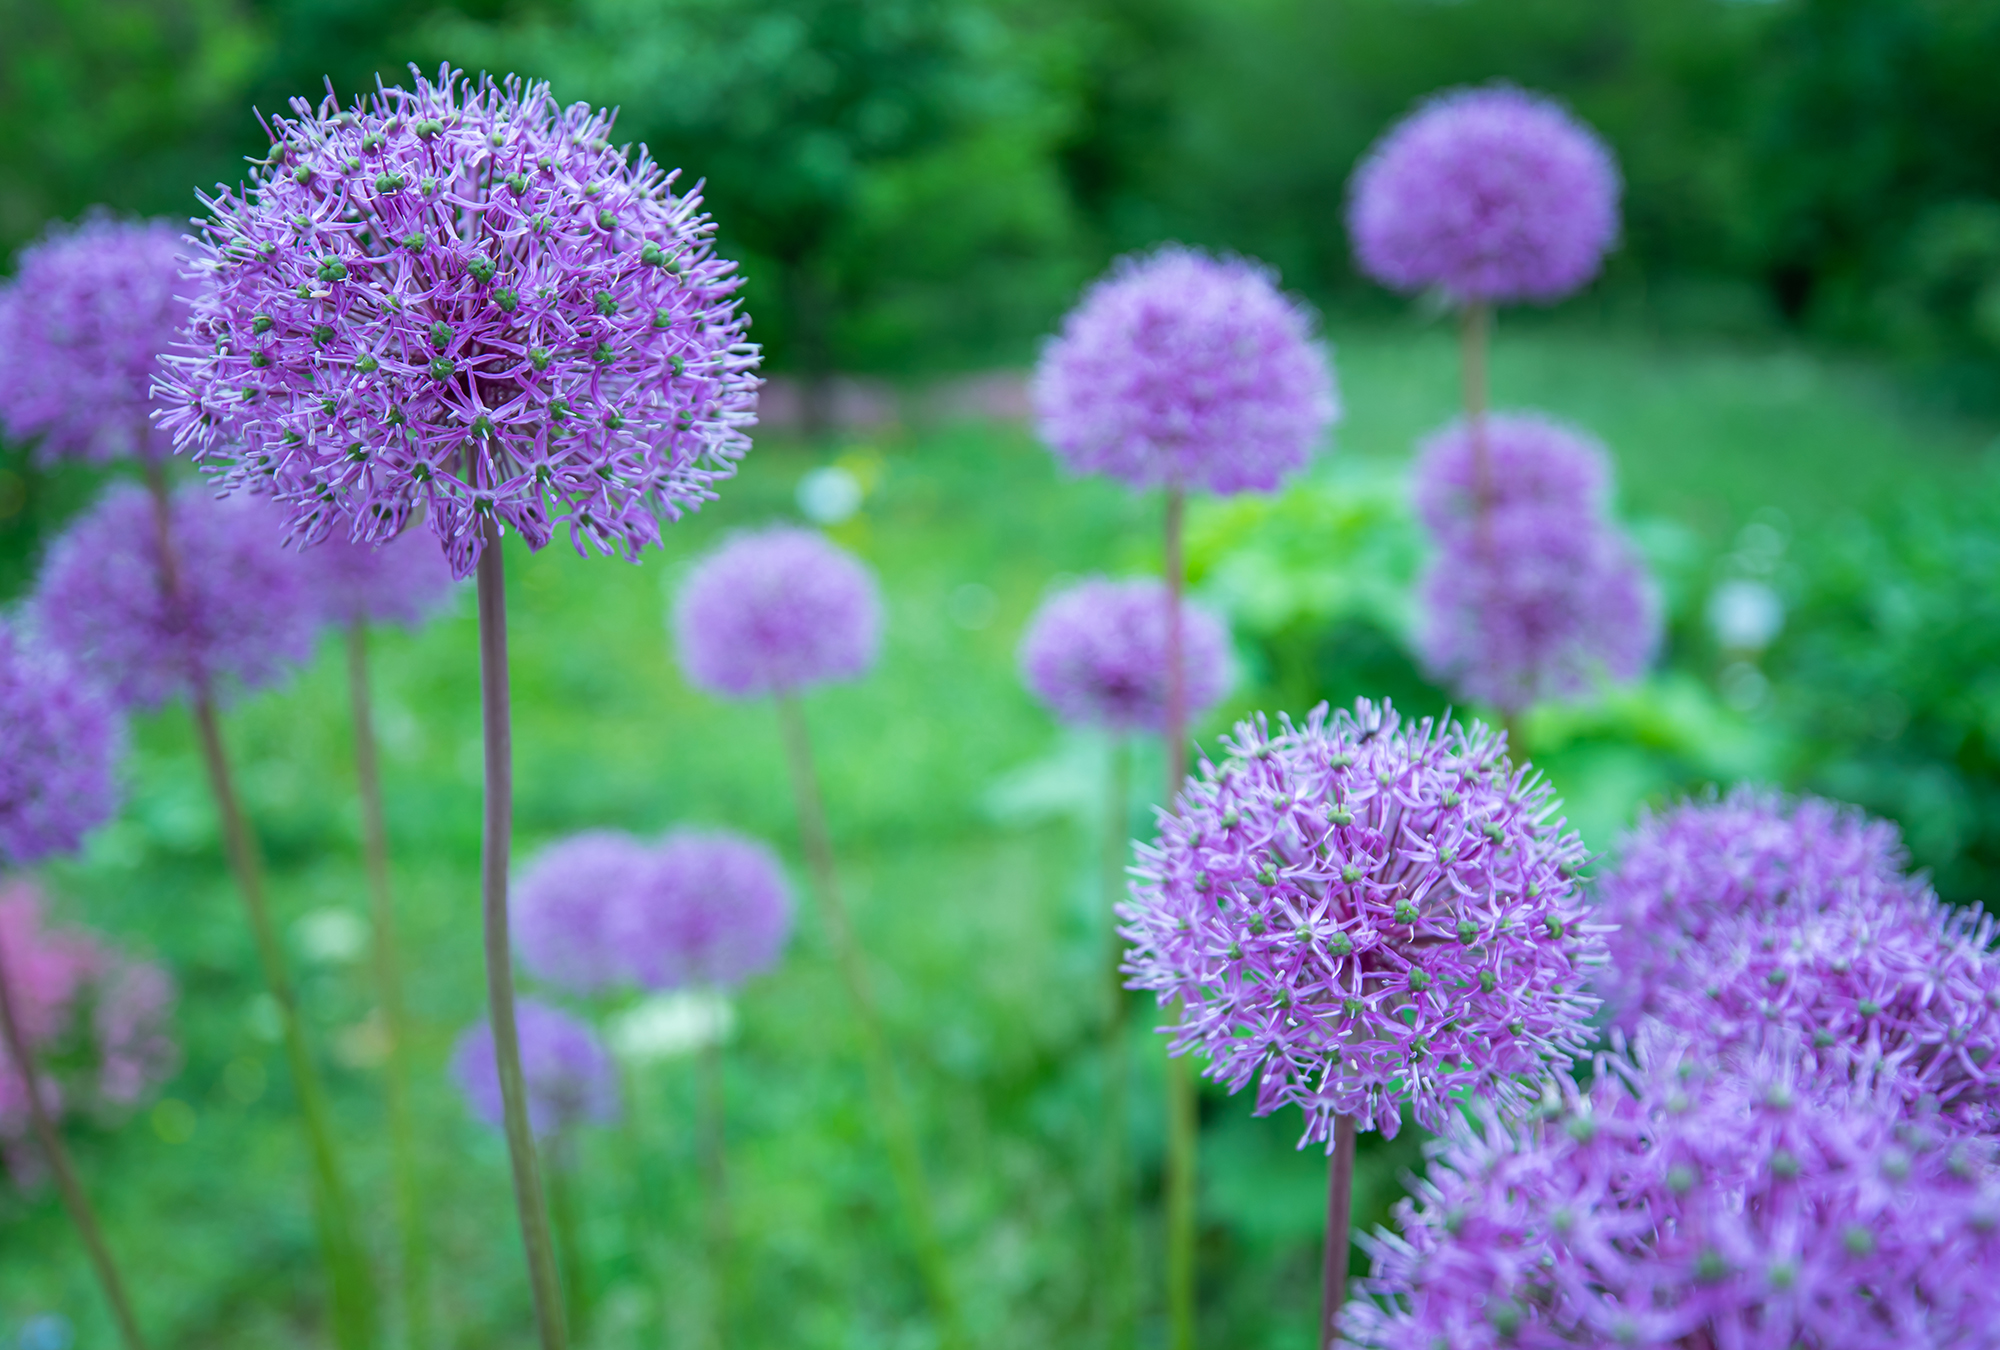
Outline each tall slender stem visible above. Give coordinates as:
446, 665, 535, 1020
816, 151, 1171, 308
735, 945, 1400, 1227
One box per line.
546, 1137, 590, 1347
1161, 489, 1197, 1350
1100, 737, 1134, 1350
475, 527, 570, 1350
1459, 301, 1494, 520
346, 621, 431, 1350
1162, 490, 1188, 793
0, 929, 149, 1350
1321, 1117, 1358, 1350
774, 695, 964, 1349
699, 1031, 731, 1350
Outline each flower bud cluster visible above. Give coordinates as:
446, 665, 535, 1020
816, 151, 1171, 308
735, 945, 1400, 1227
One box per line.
0, 621, 123, 865
451, 999, 619, 1139
1018, 576, 1233, 734
673, 527, 883, 700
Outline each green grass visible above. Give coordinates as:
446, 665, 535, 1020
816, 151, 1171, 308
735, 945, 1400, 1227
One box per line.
3, 316, 1993, 1349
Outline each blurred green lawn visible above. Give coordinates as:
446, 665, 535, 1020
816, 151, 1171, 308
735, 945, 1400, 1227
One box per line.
3, 317, 1990, 1349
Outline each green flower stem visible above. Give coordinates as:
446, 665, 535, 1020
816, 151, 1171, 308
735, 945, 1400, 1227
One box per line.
1161, 488, 1197, 1350
1321, 1117, 1358, 1350
1459, 300, 1493, 513
699, 1032, 732, 1350
1101, 735, 1136, 1350
546, 1136, 591, 1346
475, 527, 570, 1350
774, 695, 965, 1350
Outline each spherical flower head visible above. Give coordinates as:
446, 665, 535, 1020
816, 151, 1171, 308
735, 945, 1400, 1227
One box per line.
1418, 504, 1660, 714
302, 527, 461, 629
0, 215, 189, 464
621, 829, 792, 991
1411, 412, 1611, 538
1018, 576, 1234, 734
1031, 245, 1339, 495
511, 830, 656, 996
1348, 86, 1620, 305
0, 621, 124, 865
673, 526, 883, 699
157, 64, 761, 579
1121, 699, 1604, 1144
31, 483, 317, 711
450, 999, 620, 1139
1340, 1035, 2000, 1350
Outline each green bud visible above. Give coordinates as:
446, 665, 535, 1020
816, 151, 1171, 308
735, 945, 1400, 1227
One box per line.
312, 324, 334, 346
1327, 932, 1353, 956
1859, 998, 1881, 1017
493, 288, 519, 313
252, 314, 275, 334
593, 340, 615, 364
1488, 1300, 1522, 1339
1341, 864, 1362, 884
249, 352, 270, 368
1842, 1225, 1875, 1258
641, 241, 667, 267
1394, 898, 1420, 926
1768, 1260, 1797, 1291
1544, 916, 1565, 940
597, 208, 618, 230
415, 118, 443, 139
1408, 969, 1431, 993
471, 415, 493, 439
345, 443, 367, 462
595, 290, 618, 316
1479, 969, 1497, 993
316, 257, 347, 282
294, 165, 313, 184
1771, 1148, 1801, 1179
402, 233, 426, 254
1457, 918, 1479, 944
603, 410, 625, 431
1327, 805, 1353, 825
1666, 1163, 1696, 1194
669, 355, 686, 376
375, 173, 404, 193
1343, 997, 1365, 1019
1695, 1248, 1728, 1283
467, 256, 496, 284
504, 172, 529, 194
429, 321, 453, 351
428, 356, 454, 379
548, 398, 570, 422
530, 347, 552, 372
355, 354, 379, 374
362, 132, 384, 152
420, 175, 438, 195
344, 157, 360, 172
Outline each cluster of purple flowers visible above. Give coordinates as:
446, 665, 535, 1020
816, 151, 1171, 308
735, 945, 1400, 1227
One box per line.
673, 526, 882, 699
451, 1000, 620, 1139
0, 621, 123, 865
1018, 576, 1233, 734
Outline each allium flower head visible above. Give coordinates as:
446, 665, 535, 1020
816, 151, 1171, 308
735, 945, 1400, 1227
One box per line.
1349, 86, 1620, 305
1411, 412, 1610, 537
303, 528, 460, 629
673, 527, 883, 699
157, 64, 760, 578
0, 621, 124, 865
621, 829, 792, 991
451, 999, 620, 1139
0, 215, 188, 463
1018, 576, 1234, 734
511, 830, 656, 995
1340, 1034, 2000, 1350
1032, 245, 1339, 495
32, 483, 316, 711
1121, 699, 1603, 1143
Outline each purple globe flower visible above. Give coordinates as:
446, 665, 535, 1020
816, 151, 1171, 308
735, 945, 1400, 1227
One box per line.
157, 65, 761, 579
0, 215, 189, 464
1031, 245, 1339, 495
1340, 1034, 2000, 1350
302, 528, 461, 629
511, 830, 657, 996
1121, 699, 1604, 1144
0, 621, 124, 865
621, 829, 792, 991
1018, 576, 1234, 734
31, 483, 317, 711
451, 1000, 620, 1139
1411, 412, 1611, 538
673, 527, 883, 699
1349, 86, 1621, 306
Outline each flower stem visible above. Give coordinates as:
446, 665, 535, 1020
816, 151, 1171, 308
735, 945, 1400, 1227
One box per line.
1161, 489, 1197, 1350
1459, 301, 1493, 512
546, 1136, 590, 1346
1321, 1116, 1358, 1350
774, 695, 964, 1349
699, 1031, 731, 1350
0, 927, 148, 1350
475, 528, 569, 1350
1101, 735, 1135, 1350
346, 621, 432, 1350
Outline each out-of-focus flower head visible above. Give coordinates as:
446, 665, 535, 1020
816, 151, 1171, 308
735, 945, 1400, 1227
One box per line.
1348, 86, 1620, 306
622, 829, 792, 991
511, 830, 656, 996
0, 621, 123, 865
1018, 576, 1234, 734
1411, 412, 1611, 537
673, 526, 883, 699
450, 999, 620, 1138
31, 483, 316, 711
0, 215, 188, 464
1121, 699, 1603, 1144
1032, 245, 1339, 495
157, 64, 761, 579
1339, 1032, 2000, 1350
302, 528, 461, 629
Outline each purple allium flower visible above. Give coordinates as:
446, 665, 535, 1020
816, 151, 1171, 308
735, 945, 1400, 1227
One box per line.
1018, 576, 1234, 734
31, 483, 316, 711
0, 215, 188, 464
156, 65, 761, 579
1339, 1034, 2000, 1350
621, 830, 792, 991
1348, 86, 1621, 306
450, 999, 620, 1139
673, 527, 883, 699
1120, 699, 1603, 1144
0, 621, 124, 865
511, 830, 657, 996
1031, 245, 1339, 495
302, 528, 461, 629
1411, 412, 1610, 537
1417, 505, 1660, 714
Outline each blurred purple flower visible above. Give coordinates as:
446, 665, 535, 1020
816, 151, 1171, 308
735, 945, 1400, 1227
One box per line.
0, 621, 123, 865
673, 527, 883, 699
1018, 576, 1234, 734
157, 65, 760, 579
1032, 245, 1339, 495
1121, 699, 1603, 1144
451, 1000, 619, 1139
1411, 412, 1611, 537
0, 215, 188, 464
302, 529, 461, 630
31, 483, 316, 711
1349, 86, 1620, 306
512, 830, 657, 996
622, 829, 792, 991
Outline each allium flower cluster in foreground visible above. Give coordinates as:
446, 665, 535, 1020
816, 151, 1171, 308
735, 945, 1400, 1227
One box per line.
1348, 87, 1620, 306
32, 483, 316, 710
1018, 576, 1233, 734
674, 527, 883, 699
451, 1000, 619, 1139
1340, 1034, 2000, 1350
158, 65, 760, 577
0, 622, 124, 865
302, 529, 461, 630
1032, 245, 1339, 495
1121, 699, 1603, 1143
0, 215, 189, 463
